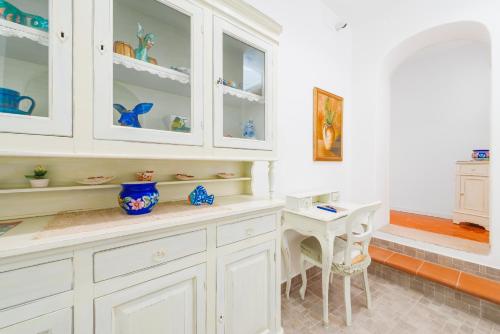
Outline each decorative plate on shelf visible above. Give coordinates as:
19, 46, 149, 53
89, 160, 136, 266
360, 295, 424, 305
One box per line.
176, 173, 195, 181
216, 173, 236, 179
76, 176, 115, 185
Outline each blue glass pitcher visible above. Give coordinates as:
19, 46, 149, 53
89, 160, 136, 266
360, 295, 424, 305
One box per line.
0, 87, 36, 115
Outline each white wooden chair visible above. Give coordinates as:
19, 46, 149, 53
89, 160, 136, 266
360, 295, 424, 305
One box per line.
298, 202, 381, 326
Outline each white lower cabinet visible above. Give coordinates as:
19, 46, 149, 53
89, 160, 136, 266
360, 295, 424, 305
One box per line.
1, 212, 282, 334
95, 264, 206, 334
0, 308, 72, 334
217, 241, 276, 334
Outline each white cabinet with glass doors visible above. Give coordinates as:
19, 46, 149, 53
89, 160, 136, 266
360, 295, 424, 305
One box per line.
0, 0, 281, 157
0, 0, 72, 136
93, 0, 204, 146
213, 16, 274, 151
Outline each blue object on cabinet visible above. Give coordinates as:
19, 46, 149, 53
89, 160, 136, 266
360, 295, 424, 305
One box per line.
188, 185, 215, 206
113, 103, 153, 128
243, 120, 256, 139
118, 182, 159, 215
0, 87, 35, 115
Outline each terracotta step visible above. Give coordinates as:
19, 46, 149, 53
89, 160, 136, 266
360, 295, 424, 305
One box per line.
369, 245, 500, 304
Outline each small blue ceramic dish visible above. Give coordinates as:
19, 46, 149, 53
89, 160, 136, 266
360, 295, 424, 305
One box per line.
118, 182, 159, 215
472, 149, 490, 161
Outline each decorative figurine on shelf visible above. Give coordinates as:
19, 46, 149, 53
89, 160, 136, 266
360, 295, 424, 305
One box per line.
25, 165, 49, 188
170, 115, 191, 133
0, 0, 49, 31
0, 87, 35, 115
243, 120, 256, 139
113, 103, 153, 128
118, 182, 159, 215
188, 185, 215, 206
135, 23, 157, 65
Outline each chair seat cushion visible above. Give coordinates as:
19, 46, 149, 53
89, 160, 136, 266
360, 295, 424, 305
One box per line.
300, 236, 364, 265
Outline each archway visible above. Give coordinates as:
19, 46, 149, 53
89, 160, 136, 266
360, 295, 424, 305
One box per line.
377, 21, 492, 252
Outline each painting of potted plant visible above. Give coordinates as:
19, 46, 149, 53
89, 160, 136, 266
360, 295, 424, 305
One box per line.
25, 165, 50, 188
313, 87, 343, 161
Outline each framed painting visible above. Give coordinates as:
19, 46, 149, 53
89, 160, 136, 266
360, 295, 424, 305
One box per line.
313, 87, 343, 161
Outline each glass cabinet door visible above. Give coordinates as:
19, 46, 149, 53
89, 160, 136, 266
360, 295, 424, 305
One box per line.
213, 17, 273, 150
94, 0, 203, 145
0, 0, 72, 136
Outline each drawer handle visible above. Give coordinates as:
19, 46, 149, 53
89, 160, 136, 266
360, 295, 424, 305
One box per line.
152, 249, 167, 262
245, 228, 255, 236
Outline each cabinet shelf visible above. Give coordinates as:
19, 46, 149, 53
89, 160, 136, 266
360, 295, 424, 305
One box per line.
0, 177, 252, 194
222, 85, 264, 103
0, 19, 48, 46
113, 53, 190, 84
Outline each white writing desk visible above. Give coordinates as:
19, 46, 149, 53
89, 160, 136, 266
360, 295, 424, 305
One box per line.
281, 200, 364, 326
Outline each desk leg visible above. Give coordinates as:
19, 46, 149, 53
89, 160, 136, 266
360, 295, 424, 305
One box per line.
319, 235, 334, 326
281, 230, 292, 299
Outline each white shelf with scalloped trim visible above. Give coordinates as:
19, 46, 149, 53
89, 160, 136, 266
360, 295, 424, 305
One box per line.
113, 53, 190, 84
0, 19, 48, 46
222, 85, 264, 103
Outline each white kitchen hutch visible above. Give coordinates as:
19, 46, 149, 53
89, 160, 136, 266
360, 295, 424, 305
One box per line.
0, 0, 283, 333
0, 0, 280, 159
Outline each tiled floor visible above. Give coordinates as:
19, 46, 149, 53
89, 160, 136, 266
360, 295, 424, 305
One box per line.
282, 271, 500, 334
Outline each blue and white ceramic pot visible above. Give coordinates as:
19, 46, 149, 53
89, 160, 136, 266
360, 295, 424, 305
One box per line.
118, 182, 159, 215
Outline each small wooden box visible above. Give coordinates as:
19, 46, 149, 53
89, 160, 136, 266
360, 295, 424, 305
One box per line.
286, 190, 339, 211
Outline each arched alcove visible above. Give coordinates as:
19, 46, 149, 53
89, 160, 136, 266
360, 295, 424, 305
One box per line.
376, 21, 492, 250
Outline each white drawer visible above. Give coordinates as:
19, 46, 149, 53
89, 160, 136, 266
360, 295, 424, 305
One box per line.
94, 230, 207, 282
459, 164, 489, 176
0, 259, 73, 310
217, 215, 276, 247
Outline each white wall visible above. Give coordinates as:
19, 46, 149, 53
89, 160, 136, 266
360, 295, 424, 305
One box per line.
390, 40, 490, 218
244, 0, 353, 278
327, 0, 500, 268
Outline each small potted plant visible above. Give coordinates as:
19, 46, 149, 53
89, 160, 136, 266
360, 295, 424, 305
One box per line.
25, 165, 49, 188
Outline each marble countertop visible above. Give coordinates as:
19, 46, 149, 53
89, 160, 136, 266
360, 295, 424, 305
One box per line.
0, 195, 284, 259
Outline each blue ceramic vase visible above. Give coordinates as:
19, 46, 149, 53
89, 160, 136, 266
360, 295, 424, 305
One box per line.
118, 182, 159, 215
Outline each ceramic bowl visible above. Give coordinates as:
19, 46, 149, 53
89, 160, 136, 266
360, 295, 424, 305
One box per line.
118, 182, 159, 215
136, 171, 154, 181
176, 173, 195, 181
216, 173, 236, 179
76, 176, 115, 185
472, 149, 489, 161
29, 179, 49, 188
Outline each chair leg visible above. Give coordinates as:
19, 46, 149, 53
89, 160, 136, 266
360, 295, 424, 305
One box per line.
299, 255, 307, 300
363, 268, 372, 309
344, 276, 352, 326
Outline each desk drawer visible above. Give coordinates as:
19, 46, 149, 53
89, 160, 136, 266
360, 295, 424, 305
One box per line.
217, 215, 276, 247
94, 230, 206, 282
459, 164, 489, 176
0, 259, 73, 310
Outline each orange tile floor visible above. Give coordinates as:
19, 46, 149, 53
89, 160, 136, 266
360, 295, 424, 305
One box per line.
390, 210, 489, 244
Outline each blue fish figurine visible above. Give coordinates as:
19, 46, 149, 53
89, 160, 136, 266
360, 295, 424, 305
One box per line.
188, 185, 215, 206
113, 103, 153, 128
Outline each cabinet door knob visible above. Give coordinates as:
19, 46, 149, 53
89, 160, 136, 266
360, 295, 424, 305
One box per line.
152, 249, 167, 262
245, 228, 255, 236
218, 315, 224, 323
